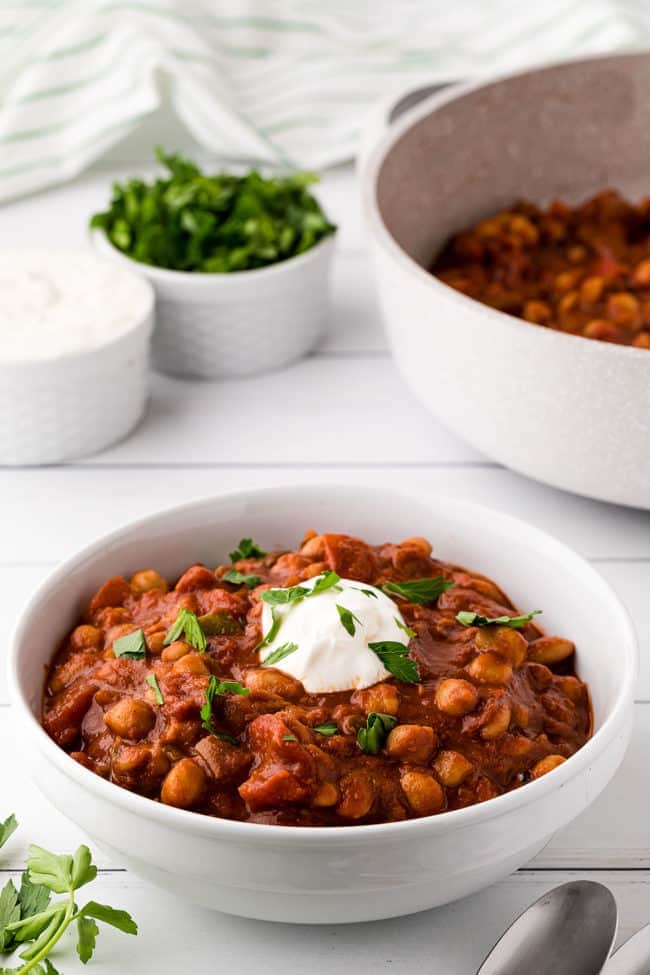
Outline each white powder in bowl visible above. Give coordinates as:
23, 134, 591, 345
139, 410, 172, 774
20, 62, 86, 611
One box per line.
0, 249, 153, 361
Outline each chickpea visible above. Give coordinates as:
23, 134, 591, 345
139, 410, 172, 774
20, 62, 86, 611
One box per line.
633, 258, 650, 286
312, 782, 339, 807
130, 569, 169, 596
435, 678, 479, 717
558, 290, 578, 316
161, 640, 191, 662
527, 636, 574, 666
523, 300, 551, 325
466, 652, 512, 685
87, 577, 131, 613
244, 668, 304, 701
399, 536, 433, 556
386, 725, 436, 764
172, 653, 210, 676
475, 626, 527, 668
532, 754, 566, 778
336, 771, 375, 819
555, 675, 584, 702
434, 750, 474, 787
512, 703, 530, 728
583, 319, 618, 341
566, 244, 586, 264
509, 214, 538, 245
579, 275, 604, 305
633, 331, 650, 349
104, 698, 156, 740
70, 625, 102, 651
607, 292, 640, 327
302, 561, 329, 579
300, 535, 326, 558
554, 270, 578, 294
353, 683, 399, 717
480, 704, 512, 740
146, 630, 166, 655
161, 758, 206, 809
400, 771, 445, 816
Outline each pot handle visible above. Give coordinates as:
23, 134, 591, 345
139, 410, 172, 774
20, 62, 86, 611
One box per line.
356, 81, 454, 176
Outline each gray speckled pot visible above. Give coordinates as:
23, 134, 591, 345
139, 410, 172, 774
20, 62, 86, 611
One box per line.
363, 53, 650, 509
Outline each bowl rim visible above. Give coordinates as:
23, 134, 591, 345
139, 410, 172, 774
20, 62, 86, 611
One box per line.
90, 227, 336, 287
0, 246, 155, 368
8, 482, 638, 846
362, 50, 650, 363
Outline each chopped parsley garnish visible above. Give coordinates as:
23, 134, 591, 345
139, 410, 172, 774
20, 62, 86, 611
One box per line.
222, 569, 261, 589
383, 577, 454, 605
261, 584, 311, 606
200, 677, 249, 742
282, 734, 297, 742
357, 713, 397, 755
112, 628, 146, 660
145, 674, 164, 706
229, 538, 267, 562
367, 641, 420, 683
394, 617, 416, 640
354, 587, 378, 599
456, 610, 542, 629
336, 604, 362, 636
90, 151, 336, 274
261, 571, 342, 607
262, 642, 299, 667
0, 820, 136, 971
256, 607, 282, 649
164, 607, 206, 652
313, 722, 338, 737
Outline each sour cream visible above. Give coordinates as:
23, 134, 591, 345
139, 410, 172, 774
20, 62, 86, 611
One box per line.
0, 249, 152, 361
259, 576, 409, 694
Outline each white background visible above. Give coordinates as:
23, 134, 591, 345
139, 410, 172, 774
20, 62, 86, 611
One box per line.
2, 164, 650, 972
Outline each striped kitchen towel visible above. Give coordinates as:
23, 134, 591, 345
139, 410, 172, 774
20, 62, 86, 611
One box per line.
0, 0, 647, 202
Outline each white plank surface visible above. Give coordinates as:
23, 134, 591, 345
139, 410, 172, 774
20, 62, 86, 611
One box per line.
3, 164, 650, 972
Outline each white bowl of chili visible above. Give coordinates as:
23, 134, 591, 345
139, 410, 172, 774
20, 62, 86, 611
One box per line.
9, 485, 636, 923
363, 52, 650, 509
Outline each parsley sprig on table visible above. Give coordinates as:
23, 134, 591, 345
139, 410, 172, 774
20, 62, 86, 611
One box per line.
90, 150, 336, 273
0, 817, 136, 974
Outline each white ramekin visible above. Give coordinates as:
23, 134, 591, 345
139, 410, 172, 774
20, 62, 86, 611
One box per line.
0, 252, 154, 466
362, 52, 650, 509
8, 485, 637, 923
92, 231, 336, 379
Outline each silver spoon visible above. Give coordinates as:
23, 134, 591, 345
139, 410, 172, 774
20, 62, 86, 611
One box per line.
603, 923, 650, 974
477, 881, 618, 975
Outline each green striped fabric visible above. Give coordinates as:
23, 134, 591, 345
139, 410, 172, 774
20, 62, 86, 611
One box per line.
0, 0, 642, 201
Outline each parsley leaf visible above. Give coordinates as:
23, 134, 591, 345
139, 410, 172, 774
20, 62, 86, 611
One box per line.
145, 673, 164, 706
309, 572, 342, 596
282, 734, 297, 742
256, 607, 282, 649
200, 676, 249, 741
222, 569, 261, 589
90, 152, 336, 274
164, 608, 206, 652
336, 604, 362, 636
313, 722, 338, 737
353, 587, 378, 599
394, 617, 416, 640
261, 584, 310, 606
367, 641, 420, 683
456, 610, 542, 629
262, 642, 299, 668
384, 577, 454, 605
229, 538, 267, 562
0, 880, 20, 951
0, 814, 18, 851
357, 713, 397, 755
76, 914, 99, 964
77, 901, 138, 935
198, 611, 243, 636
18, 871, 51, 922
112, 629, 146, 660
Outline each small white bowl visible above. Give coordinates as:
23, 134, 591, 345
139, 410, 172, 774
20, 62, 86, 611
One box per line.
8, 485, 637, 923
0, 249, 153, 466
92, 231, 336, 379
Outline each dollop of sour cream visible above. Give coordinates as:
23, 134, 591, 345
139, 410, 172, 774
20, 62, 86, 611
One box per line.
259, 577, 409, 694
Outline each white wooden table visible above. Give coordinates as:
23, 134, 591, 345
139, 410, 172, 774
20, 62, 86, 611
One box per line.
2, 165, 650, 973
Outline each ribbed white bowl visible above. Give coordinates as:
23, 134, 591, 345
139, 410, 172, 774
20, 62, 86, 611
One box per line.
0, 252, 154, 466
92, 232, 336, 379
